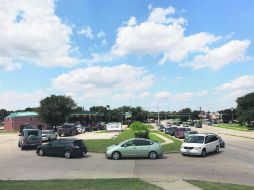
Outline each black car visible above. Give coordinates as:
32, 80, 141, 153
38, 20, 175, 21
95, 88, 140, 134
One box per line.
36, 138, 87, 159
219, 137, 225, 148
165, 126, 177, 136
158, 125, 165, 132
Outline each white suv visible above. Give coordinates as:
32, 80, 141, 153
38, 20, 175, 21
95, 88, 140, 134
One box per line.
180, 133, 220, 157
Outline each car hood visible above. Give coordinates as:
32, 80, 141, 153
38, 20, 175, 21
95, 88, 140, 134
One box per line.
182, 143, 203, 148
106, 144, 118, 150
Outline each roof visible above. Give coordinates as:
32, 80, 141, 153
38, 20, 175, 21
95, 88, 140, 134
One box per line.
5, 112, 38, 119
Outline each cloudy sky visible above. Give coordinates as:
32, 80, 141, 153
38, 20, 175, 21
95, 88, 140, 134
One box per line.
0, 0, 253, 111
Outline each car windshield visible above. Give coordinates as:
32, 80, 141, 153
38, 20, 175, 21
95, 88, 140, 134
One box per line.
185, 136, 204, 144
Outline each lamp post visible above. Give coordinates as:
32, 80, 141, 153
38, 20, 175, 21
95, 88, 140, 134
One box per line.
106, 105, 110, 123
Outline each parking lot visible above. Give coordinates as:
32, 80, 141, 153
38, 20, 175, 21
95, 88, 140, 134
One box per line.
0, 127, 254, 186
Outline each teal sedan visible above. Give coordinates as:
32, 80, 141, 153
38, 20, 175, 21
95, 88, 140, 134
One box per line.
105, 138, 163, 160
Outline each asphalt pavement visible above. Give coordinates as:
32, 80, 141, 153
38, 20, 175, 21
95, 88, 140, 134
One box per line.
0, 128, 254, 186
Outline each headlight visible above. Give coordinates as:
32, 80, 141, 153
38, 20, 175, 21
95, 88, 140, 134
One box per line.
194, 147, 202, 150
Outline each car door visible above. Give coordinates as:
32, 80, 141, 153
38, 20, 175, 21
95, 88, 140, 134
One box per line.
205, 135, 213, 153
46, 141, 59, 155
134, 140, 151, 157
211, 135, 219, 151
121, 140, 137, 157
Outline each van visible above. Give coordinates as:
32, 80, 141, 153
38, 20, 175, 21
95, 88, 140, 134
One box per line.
18, 129, 42, 150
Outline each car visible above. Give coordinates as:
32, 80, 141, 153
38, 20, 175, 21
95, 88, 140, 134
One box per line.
42, 130, 58, 142
165, 126, 178, 136
180, 133, 220, 157
175, 127, 187, 138
105, 138, 163, 160
184, 131, 198, 140
57, 123, 79, 136
18, 129, 42, 150
158, 125, 165, 132
194, 122, 202, 128
36, 138, 87, 159
218, 136, 225, 148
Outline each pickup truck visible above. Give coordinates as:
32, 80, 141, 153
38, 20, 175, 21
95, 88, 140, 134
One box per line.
57, 123, 79, 137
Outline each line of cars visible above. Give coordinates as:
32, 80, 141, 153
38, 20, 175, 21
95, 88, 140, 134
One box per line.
18, 127, 164, 160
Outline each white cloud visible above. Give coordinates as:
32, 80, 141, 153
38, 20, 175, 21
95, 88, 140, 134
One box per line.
83, 6, 250, 71
0, 0, 80, 70
52, 64, 154, 99
96, 30, 106, 38
154, 91, 171, 100
0, 90, 45, 110
138, 91, 151, 98
217, 75, 254, 98
78, 26, 94, 39
182, 40, 251, 71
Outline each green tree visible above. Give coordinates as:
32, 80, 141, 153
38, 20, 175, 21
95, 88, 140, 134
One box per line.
0, 109, 9, 121
179, 108, 191, 121
236, 92, 254, 125
39, 95, 77, 126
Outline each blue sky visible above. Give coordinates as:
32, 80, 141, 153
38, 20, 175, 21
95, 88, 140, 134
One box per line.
0, 0, 253, 111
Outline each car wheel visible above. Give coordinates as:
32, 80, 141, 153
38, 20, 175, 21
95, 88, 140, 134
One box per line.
64, 151, 71, 159
149, 151, 158, 159
215, 145, 220, 153
201, 149, 207, 157
38, 149, 44, 156
18, 142, 21, 147
112, 151, 121, 160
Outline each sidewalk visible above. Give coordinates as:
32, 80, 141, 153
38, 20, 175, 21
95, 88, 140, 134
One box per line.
150, 132, 173, 145
144, 178, 201, 190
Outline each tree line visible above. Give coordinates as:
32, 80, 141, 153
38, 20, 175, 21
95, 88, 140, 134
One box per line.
0, 92, 253, 127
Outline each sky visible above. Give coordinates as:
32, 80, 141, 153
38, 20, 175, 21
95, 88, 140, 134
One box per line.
0, 0, 254, 111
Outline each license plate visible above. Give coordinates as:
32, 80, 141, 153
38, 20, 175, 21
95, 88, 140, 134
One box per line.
186, 149, 190, 153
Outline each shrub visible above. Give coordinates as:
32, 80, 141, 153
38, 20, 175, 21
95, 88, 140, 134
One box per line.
130, 121, 149, 139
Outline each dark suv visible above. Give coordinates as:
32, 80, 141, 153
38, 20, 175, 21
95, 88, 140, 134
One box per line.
57, 123, 79, 136
36, 138, 87, 159
165, 126, 177, 136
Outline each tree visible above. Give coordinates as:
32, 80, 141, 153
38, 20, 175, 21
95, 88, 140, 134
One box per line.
39, 95, 77, 126
218, 108, 237, 123
236, 92, 254, 125
0, 109, 9, 121
179, 108, 191, 121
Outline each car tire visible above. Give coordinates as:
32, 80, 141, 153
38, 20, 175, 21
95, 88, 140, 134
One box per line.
215, 145, 220, 153
64, 151, 71, 159
149, 151, 158, 159
201, 149, 207, 157
112, 151, 121, 160
18, 142, 21, 147
38, 149, 44, 156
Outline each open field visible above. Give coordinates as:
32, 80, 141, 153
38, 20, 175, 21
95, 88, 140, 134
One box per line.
186, 180, 254, 190
0, 179, 162, 190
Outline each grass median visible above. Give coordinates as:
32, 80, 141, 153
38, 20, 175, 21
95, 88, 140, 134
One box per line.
150, 130, 182, 153
186, 180, 254, 190
214, 124, 253, 131
0, 179, 162, 190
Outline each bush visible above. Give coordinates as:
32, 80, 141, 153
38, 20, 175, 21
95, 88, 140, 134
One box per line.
130, 121, 149, 139
134, 130, 149, 139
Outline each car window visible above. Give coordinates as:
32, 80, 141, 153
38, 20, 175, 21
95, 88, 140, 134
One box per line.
134, 140, 151, 146
27, 130, 38, 136
210, 135, 218, 142
205, 136, 212, 143
123, 140, 134, 147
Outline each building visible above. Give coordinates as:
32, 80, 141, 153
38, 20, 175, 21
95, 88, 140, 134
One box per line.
4, 112, 47, 131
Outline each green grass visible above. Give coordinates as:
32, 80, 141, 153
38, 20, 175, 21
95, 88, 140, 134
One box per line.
85, 130, 135, 153
0, 179, 162, 190
214, 124, 252, 131
186, 180, 254, 190
145, 124, 154, 129
151, 130, 182, 153
149, 133, 165, 143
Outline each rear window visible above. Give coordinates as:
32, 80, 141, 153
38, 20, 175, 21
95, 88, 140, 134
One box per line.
27, 130, 38, 136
